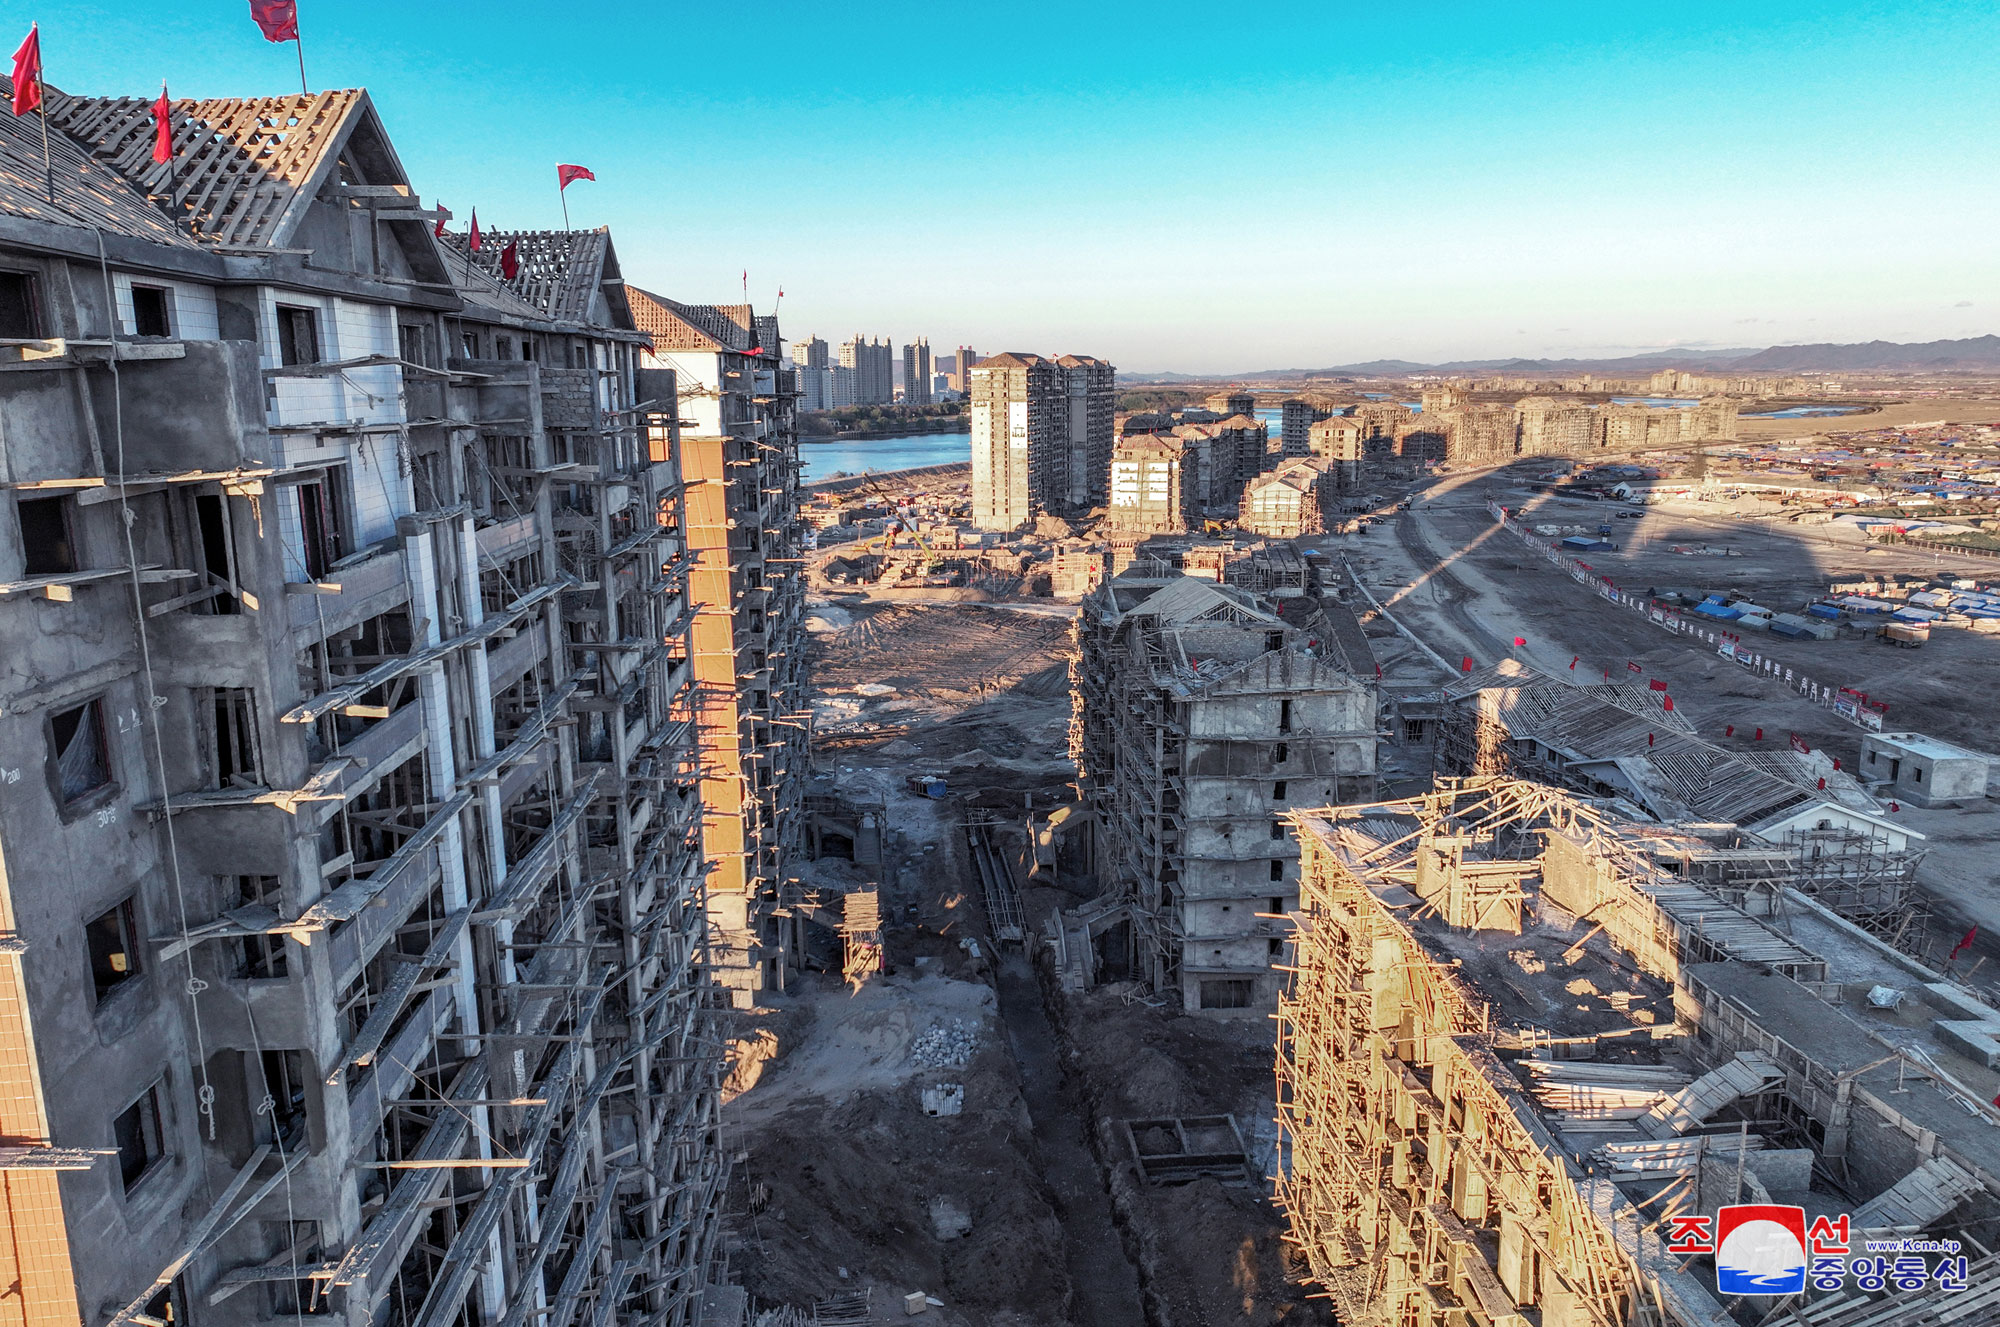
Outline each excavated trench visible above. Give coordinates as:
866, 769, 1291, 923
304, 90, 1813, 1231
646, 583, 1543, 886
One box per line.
993, 953, 1148, 1327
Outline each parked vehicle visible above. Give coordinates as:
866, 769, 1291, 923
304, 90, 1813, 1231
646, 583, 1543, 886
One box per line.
1880, 621, 1928, 648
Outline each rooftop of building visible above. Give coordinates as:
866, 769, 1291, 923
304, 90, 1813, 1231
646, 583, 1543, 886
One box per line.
444, 228, 634, 328
627, 287, 761, 354
972, 351, 1046, 370
1867, 731, 1991, 762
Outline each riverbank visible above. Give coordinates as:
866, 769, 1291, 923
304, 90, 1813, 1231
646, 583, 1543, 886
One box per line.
806, 461, 970, 495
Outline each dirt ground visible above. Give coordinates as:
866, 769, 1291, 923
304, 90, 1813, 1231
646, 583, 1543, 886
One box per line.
722, 598, 1325, 1326
1334, 463, 2000, 985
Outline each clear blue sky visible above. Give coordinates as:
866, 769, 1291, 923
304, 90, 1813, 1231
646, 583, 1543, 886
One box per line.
18, 1, 2000, 372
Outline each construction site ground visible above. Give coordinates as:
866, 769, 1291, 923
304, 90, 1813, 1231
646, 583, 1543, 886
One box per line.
1339, 462, 2000, 987
721, 598, 1328, 1326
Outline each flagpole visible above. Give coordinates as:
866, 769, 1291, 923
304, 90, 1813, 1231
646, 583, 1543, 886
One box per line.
33, 26, 52, 203
560, 186, 570, 231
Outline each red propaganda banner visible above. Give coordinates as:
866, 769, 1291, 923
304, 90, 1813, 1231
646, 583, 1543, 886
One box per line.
10, 25, 41, 117
250, 1, 299, 43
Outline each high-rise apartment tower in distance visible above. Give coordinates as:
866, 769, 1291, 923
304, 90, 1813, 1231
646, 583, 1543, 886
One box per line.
791, 333, 829, 369
1057, 354, 1117, 508
837, 334, 894, 404
903, 337, 933, 404
970, 352, 1056, 530
632, 291, 812, 1007
951, 346, 980, 393
969, 351, 1116, 528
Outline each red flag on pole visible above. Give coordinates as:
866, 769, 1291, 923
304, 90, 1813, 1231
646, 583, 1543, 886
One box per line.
1461, 657, 1473, 672
1755, 728, 1763, 740
1817, 776, 1825, 790
499, 239, 519, 280
433, 209, 446, 238
249, 1, 299, 42
1647, 732, 1655, 747
1789, 733, 1810, 754
557, 163, 595, 190
1568, 655, 1578, 670
1663, 696, 1673, 711
1725, 724, 1734, 737
151, 86, 173, 164
469, 210, 481, 251
10, 24, 41, 117
1952, 926, 1977, 959
1626, 661, 1642, 673
1512, 636, 1526, 647
1648, 679, 1668, 691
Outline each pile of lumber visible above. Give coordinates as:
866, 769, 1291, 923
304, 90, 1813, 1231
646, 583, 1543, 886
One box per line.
1520, 1058, 1691, 1115
1589, 1133, 1764, 1181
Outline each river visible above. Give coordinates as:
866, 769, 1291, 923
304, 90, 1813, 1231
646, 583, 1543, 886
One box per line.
798, 430, 971, 483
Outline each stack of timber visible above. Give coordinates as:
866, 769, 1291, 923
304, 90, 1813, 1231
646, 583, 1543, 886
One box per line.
1521, 1057, 1691, 1118
1589, 1134, 1764, 1181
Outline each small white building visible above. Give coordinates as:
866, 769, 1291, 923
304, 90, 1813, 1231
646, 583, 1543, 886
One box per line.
1860, 732, 1993, 808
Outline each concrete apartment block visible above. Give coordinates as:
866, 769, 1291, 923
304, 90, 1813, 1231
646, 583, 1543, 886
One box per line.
0, 88, 730, 1327
1071, 567, 1377, 1012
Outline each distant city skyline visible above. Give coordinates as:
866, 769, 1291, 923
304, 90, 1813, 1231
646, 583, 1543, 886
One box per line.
29, 1, 2000, 371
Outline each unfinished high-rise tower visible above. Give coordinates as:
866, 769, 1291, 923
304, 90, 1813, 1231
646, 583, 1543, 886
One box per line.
0, 86, 730, 1327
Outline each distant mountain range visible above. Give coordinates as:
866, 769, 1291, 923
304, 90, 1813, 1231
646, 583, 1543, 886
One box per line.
1127, 334, 2000, 381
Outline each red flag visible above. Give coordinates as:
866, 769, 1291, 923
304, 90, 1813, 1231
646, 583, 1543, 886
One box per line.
1568, 655, 1578, 670
1647, 732, 1655, 747
1889, 801, 1899, 812
1512, 636, 1526, 647
469, 210, 481, 251
433, 209, 446, 238
249, 1, 299, 42
1648, 679, 1668, 691
1627, 661, 1642, 673
1461, 657, 1473, 672
1755, 727, 1763, 741
557, 163, 595, 190
1662, 696, 1673, 712
1817, 777, 1826, 790
1832, 758, 1841, 771
151, 86, 172, 164
10, 24, 41, 117
1725, 724, 1734, 737
1790, 733, 1810, 754
1952, 926, 1977, 959
500, 239, 519, 280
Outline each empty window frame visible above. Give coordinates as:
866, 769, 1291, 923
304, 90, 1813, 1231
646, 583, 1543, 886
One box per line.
1278, 699, 1293, 733
275, 305, 320, 367
48, 698, 112, 805
294, 474, 348, 581
16, 495, 76, 575
113, 1081, 166, 1191
235, 876, 288, 979
0, 269, 40, 338
85, 897, 141, 1001
129, 284, 173, 337
203, 688, 263, 788
1270, 859, 1285, 882
397, 322, 431, 369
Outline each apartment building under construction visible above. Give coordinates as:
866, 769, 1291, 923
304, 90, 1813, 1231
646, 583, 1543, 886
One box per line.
1069, 562, 1376, 1011
629, 290, 809, 1007
1279, 779, 2000, 1327
0, 86, 732, 1327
